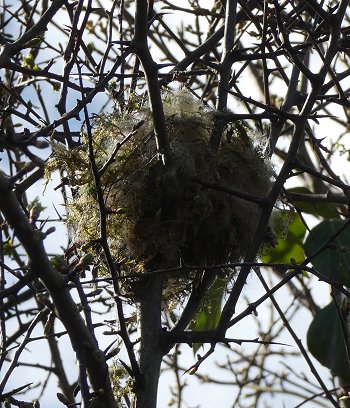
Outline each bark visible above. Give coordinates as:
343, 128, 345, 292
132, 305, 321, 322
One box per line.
131, 275, 164, 408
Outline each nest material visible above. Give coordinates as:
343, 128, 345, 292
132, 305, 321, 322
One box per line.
63, 91, 273, 275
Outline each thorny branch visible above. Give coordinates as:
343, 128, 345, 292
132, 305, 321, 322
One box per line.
2, 0, 350, 407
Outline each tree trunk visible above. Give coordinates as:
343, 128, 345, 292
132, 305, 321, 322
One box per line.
131, 274, 164, 408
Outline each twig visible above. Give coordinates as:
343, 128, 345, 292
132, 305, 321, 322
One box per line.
0, 310, 44, 394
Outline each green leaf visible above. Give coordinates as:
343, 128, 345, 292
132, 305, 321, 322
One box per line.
50, 255, 69, 273
307, 301, 350, 382
22, 53, 35, 69
304, 219, 350, 287
262, 212, 306, 264
191, 278, 225, 354
86, 41, 95, 53
3, 238, 19, 256
288, 187, 339, 219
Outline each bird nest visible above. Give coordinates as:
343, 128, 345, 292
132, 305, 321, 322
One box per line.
50, 91, 273, 283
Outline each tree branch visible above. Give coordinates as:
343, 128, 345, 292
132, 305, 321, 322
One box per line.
0, 173, 117, 407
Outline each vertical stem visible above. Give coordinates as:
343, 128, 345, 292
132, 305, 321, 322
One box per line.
133, 0, 172, 166
0, 224, 6, 373
210, 0, 238, 151
132, 275, 164, 408
217, 0, 237, 111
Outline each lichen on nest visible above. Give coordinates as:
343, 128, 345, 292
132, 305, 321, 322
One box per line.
50, 90, 273, 282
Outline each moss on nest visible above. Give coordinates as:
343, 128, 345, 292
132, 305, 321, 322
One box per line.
52, 90, 273, 280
